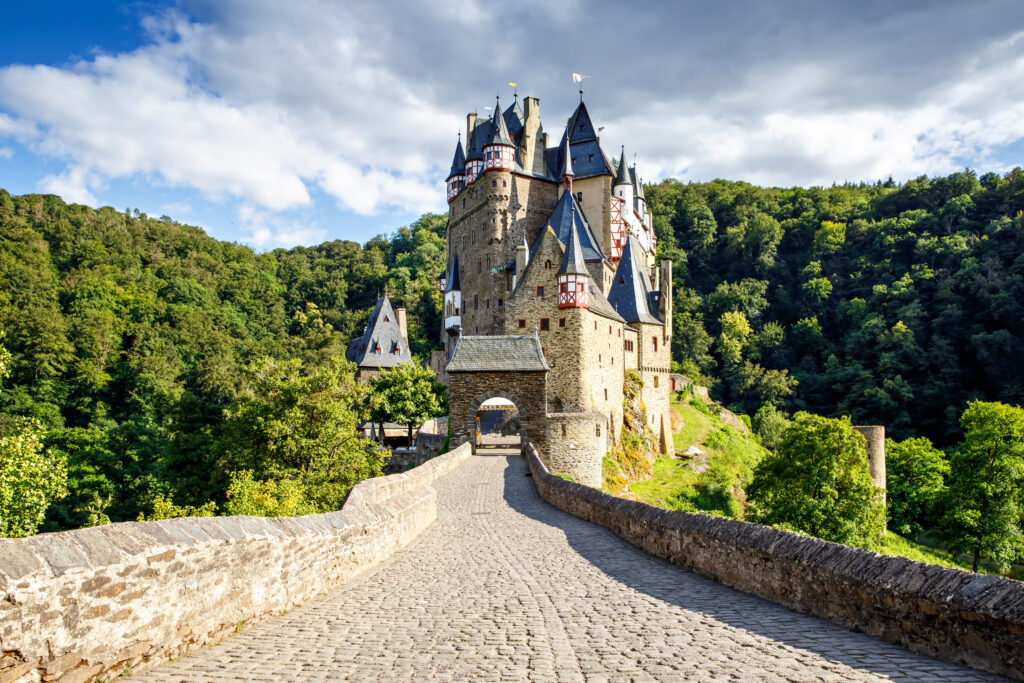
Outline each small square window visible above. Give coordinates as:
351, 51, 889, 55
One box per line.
498, 298, 503, 307
540, 318, 550, 331
536, 286, 544, 297
559, 318, 565, 328
518, 319, 526, 328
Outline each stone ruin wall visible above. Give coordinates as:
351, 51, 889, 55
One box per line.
524, 443, 1024, 680
0, 443, 474, 683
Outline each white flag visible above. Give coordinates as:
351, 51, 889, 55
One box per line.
572, 73, 589, 83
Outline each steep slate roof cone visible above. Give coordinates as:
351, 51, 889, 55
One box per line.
490, 97, 515, 146
615, 146, 631, 187
448, 136, 466, 179
344, 295, 413, 368
607, 235, 662, 324
445, 253, 461, 292
557, 214, 589, 276
536, 190, 604, 262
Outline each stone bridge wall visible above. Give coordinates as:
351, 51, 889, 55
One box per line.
524, 444, 1024, 680
0, 442, 474, 683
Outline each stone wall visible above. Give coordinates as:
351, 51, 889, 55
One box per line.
524, 444, 1024, 679
0, 443, 474, 683
544, 413, 606, 487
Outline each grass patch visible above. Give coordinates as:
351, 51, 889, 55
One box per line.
624, 392, 767, 519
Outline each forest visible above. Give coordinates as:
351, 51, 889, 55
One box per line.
0, 190, 447, 532
1, 166, 1023, 550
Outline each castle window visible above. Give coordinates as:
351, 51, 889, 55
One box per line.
589, 154, 593, 163
536, 286, 544, 297
498, 298, 503, 307
545, 260, 552, 269
474, 294, 478, 310
559, 318, 565, 328
477, 260, 482, 273
652, 336, 658, 352
486, 299, 490, 309
486, 255, 491, 269
518, 319, 526, 328
384, 316, 390, 322
609, 325, 612, 334
595, 424, 601, 437
619, 277, 625, 285
618, 328, 621, 337
604, 389, 608, 400
562, 424, 567, 437
575, 192, 583, 203
594, 321, 597, 330
654, 376, 659, 388
492, 180, 497, 188
599, 354, 601, 363
540, 318, 550, 331
503, 180, 507, 187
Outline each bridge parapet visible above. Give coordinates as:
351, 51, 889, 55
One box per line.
0, 442, 473, 683
524, 442, 1024, 680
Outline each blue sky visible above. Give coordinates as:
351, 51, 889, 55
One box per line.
2, 1, 1023, 249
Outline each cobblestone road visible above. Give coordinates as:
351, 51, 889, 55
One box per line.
132, 451, 999, 681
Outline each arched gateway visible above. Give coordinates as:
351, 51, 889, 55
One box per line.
446, 335, 549, 454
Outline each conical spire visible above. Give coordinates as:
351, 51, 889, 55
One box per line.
489, 97, 514, 147
447, 135, 466, 180
445, 253, 461, 292
614, 146, 631, 187
557, 213, 588, 276
560, 135, 574, 179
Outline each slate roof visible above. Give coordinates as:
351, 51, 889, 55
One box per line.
448, 137, 466, 179
504, 99, 524, 142
489, 99, 514, 147
534, 190, 605, 263
607, 236, 663, 325
345, 296, 414, 368
466, 117, 488, 161
614, 147, 631, 187
557, 214, 588, 276
445, 253, 461, 292
446, 335, 550, 373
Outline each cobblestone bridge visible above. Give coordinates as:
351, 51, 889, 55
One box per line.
131, 448, 996, 682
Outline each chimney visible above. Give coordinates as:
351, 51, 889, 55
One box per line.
466, 112, 477, 144
522, 96, 541, 174
659, 259, 673, 339
396, 307, 409, 348
514, 244, 529, 290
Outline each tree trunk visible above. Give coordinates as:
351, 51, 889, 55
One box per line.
972, 549, 980, 573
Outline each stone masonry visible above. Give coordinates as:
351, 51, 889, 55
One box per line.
526, 444, 1024, 680
129, 450, 1000, 682
0, 443, 474, 683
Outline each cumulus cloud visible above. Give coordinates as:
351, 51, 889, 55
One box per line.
0, 0, 1022, 233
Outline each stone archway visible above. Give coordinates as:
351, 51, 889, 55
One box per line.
447, 370, 548, 454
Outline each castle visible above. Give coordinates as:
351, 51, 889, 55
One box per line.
438, 92, 674, 484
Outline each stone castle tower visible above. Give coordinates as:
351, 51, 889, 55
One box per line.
440, 92, 675, 479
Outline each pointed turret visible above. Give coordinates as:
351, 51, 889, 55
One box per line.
446, 135, 467, 202
484, 97, 515, 172
560, 135, 574, 192
557, 215, 589, 309
443, 254, 462, 344
614, 147, 631, 187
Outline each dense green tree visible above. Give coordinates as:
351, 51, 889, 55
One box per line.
885, 436, 948, 537
222, 356, 387, 512
370, 363, 448, 446
941, 401, 1024, 572
747, 413, 885, 547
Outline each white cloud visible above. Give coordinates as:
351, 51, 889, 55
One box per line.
0, 146, 12, 160
236, 204, 327, 249
0, 0, 1022, 233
